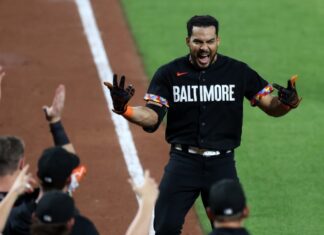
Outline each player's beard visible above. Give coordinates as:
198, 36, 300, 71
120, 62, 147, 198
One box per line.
190, 49, 217, 69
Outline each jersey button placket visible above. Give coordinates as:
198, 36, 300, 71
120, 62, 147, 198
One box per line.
198, 70, 207, 146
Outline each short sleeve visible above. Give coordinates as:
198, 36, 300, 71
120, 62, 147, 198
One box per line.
144, 66, 171, 108
243, 64, 273, 106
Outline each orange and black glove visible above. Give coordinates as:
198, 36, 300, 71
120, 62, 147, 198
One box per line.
272, 75, 301, 109
104, 74, 135, 114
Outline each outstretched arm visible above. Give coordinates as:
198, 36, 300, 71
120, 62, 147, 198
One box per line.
104, 74, 159, 128
257, 95, 291, 117
43, 84, 75, 153
0, 165, 35, 232
43, 85, 86, 194
125, 170, 159, 235
0, 66, 5, 103
257, 75, 301, 117
120, 105, 158, 127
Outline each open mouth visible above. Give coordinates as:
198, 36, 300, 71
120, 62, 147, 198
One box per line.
197, 52, 210, 66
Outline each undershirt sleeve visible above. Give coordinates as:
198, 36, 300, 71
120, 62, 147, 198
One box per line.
142, 102, 167, 133
142, 66, 170, 132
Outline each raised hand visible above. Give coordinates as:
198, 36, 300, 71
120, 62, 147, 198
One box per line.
273, 75, 301, 109
104, 74, 135, 114
129, 170, 159, 205
0, 66, 5, 102
43, 84, 65, 123
10, 165, 36, 195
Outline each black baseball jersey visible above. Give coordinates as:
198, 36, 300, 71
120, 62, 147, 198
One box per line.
209, 227, 250, 235
144, 54, 272, 150
0, 188, 39, 207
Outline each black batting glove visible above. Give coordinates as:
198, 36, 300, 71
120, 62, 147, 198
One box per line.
103, 74, 135, 114
272, 75, 301, 109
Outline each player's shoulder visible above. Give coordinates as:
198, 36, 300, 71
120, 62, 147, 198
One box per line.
217, 54, 248, 68
0, 188, 40, 207
157, 55, 189, 72
72, 214, 100, 235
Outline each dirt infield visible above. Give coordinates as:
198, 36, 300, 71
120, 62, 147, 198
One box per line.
0, 0, 202, 234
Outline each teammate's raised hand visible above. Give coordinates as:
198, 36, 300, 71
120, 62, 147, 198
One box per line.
104, 74, 135, 114
43, 84, 65, 123
10, 165, 36, 195
0, 66, 5, 102
129, 170, 159, 205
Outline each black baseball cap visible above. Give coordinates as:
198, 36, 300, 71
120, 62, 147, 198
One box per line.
36, 191, 75, 223
37, 147, 80, 186
209, 179, 246, 217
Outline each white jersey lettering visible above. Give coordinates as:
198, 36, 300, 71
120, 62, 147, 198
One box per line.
192, 85, 198, 101
173, 85, 235, 103
229, 85, 235, 101
214, 85, 221, 101
203, 86, 214, 102
173, 86, 180, 102
221, 85, 229, 101
180, 86, 187, 102
187, 85, 193, 102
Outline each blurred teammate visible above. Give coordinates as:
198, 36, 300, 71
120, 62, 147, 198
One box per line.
0, 165, 35, 233
31, 191, 76, 235
0, 136, 39, 207
207, 179, 250, 235
4, 85, 98, 235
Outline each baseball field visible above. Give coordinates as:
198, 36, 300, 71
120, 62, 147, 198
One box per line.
0, 0, 323, 235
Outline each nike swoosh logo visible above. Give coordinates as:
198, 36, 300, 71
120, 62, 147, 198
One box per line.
176, 72, 188, 77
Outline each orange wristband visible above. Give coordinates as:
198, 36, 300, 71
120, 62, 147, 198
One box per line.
122, 106, 134, 118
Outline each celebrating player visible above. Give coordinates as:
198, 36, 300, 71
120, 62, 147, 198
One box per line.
104, 15, 301, 235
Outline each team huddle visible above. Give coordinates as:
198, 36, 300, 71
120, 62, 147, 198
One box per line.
0, 15, 300, 235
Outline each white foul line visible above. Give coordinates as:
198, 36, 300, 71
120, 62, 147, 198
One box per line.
74, 1, 145, 188
74, 2, 155, 233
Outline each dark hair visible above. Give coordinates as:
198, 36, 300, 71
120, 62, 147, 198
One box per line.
31, 219, 70, 235
187, 15, 219, 37
0, 136, 25, 176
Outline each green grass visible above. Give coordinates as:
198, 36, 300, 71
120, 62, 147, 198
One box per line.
120, 1, 324, 234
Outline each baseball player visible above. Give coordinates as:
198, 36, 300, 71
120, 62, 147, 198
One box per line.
0, 165, 34, 233
0, 68, 38, 207
104, 15, 301, 235
31, 191, 76, 235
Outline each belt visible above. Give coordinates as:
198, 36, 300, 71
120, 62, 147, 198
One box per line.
172, 144, 232, 157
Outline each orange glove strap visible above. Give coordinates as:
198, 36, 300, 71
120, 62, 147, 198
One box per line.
122, 106, 134, 118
